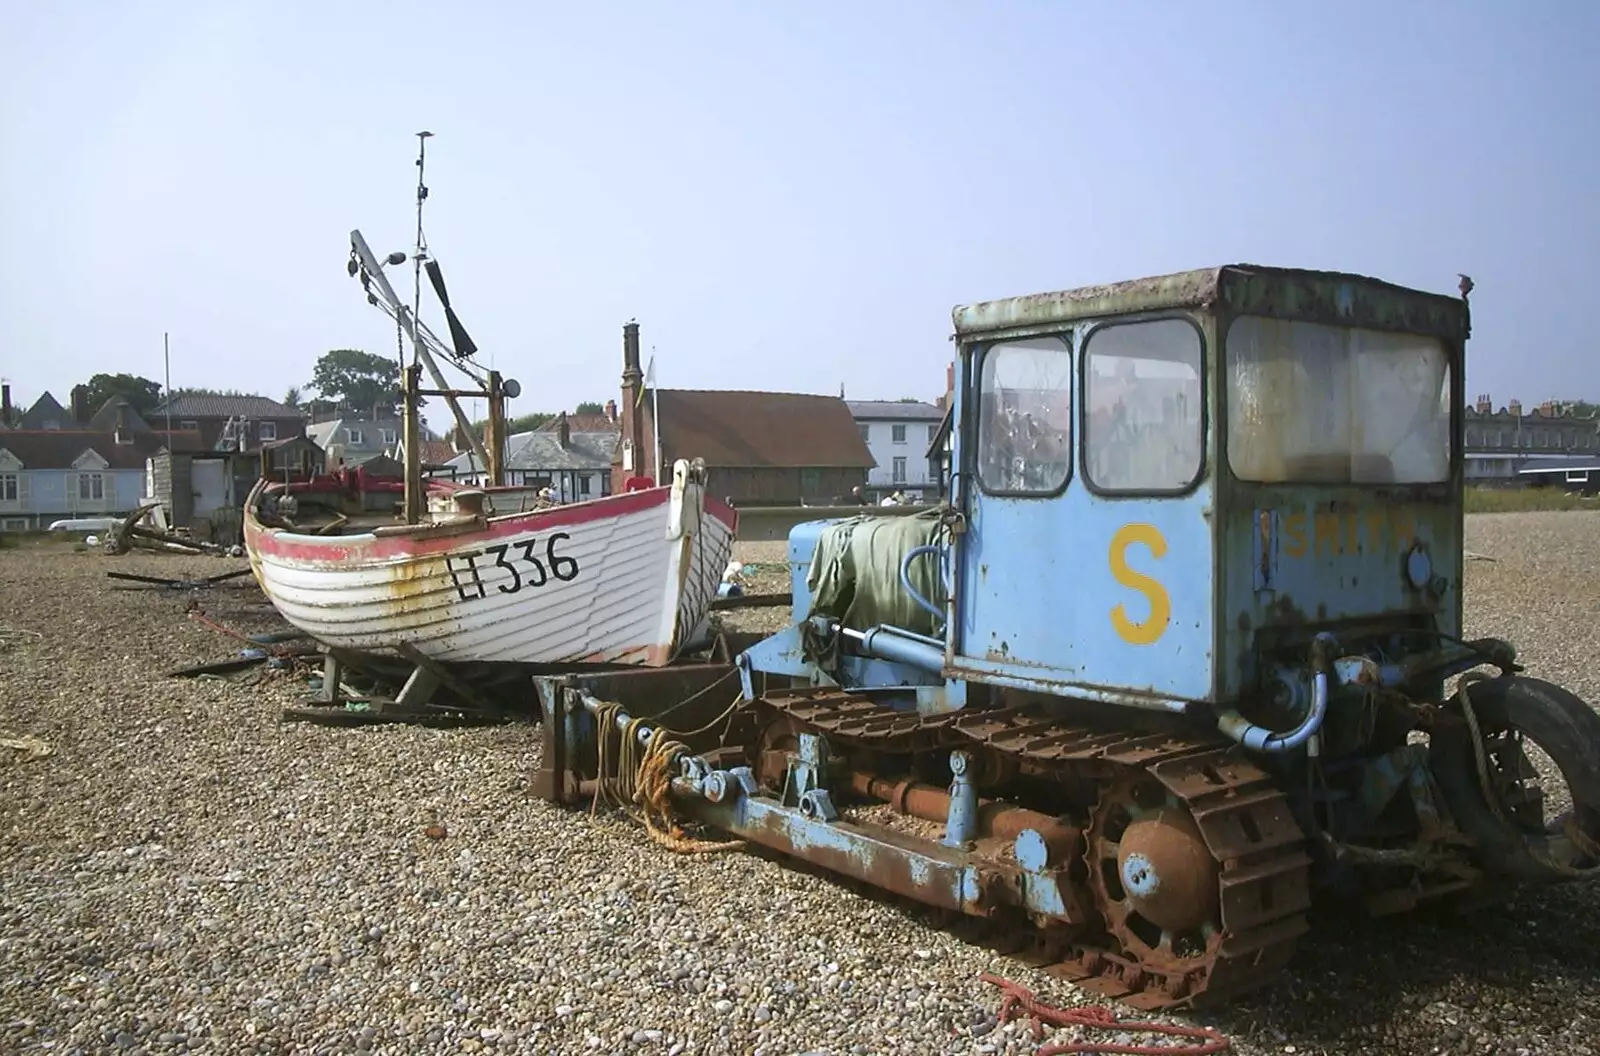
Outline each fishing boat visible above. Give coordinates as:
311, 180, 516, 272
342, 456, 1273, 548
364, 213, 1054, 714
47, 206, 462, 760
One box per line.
243, 131, 737, 672
243, 461, 737, 666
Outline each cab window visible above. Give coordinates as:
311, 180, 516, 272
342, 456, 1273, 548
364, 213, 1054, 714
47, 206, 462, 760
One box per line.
1083, 318, 1205, 493
976, 336, 1072, 495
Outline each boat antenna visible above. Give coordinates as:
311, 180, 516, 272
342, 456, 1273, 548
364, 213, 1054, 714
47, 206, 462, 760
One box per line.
411, 130, 433, 371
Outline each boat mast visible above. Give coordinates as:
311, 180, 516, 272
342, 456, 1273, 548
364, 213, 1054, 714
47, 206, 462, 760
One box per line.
410, 130, 431, 378
401, 130, 434, 522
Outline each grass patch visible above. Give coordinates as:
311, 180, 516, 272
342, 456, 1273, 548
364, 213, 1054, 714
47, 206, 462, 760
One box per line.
1465, 486, 1600, 514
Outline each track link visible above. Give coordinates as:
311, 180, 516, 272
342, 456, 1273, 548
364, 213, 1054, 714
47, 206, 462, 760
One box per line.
750, 688, 1313, 1010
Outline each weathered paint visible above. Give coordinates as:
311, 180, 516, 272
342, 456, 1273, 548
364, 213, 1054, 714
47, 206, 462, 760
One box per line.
952, 264, 1468, 343
245, 481, 737, 666
956, 428, 1217, 705
942, 264, 1467, 710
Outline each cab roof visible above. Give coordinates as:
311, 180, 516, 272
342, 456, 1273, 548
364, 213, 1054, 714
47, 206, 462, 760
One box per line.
951, 263, 1471, 343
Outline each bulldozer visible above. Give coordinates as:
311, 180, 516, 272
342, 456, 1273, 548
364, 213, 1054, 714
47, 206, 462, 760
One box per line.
533, 263, 1600, 1009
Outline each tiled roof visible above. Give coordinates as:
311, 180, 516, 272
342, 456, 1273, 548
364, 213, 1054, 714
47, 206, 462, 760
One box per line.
19, 391, 70, 430
153, 394, 303, 419
88, 396, 153, 432
846, 399, 946, 421
654, 390, 875, 469
418, 440, 457, 466
444, 429, 618, 474
1519, 456, 1600, 474
535, 413, 617, 434
0, 429, 205, 470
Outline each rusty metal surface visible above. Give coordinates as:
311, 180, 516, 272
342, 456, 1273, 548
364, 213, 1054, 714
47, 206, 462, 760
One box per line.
952, 267, 1223, 338
740, 688, 1314, 1009
951, 263, 1468, 342
1218, 266, 1469, 341
846, 771, 1083, 858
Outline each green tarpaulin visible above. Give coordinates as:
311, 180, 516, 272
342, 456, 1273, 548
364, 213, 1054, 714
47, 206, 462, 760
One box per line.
803, 509, 948, 637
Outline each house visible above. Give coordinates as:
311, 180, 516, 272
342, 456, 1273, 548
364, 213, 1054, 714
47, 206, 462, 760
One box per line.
928, 364, 957, 499
0, 427, 201, 531
1464, 395, 1600, 483
306, 414, 402, 469
612, 322, 874, 504
441, 411, 618, 502
847, 398, 946, 502
148, 393, 305, 452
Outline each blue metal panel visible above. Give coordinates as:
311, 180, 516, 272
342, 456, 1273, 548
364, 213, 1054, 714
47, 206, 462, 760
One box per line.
956, 490, 1215, 703
950, 322, 1216, 705
786, 519, 837, 618
1217, 490, 1461, 697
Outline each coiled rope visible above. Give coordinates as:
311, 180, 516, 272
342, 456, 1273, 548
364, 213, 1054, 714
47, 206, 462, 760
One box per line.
589, 694, 745, 855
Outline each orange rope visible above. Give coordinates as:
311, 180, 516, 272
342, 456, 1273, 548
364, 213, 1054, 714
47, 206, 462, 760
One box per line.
979, 974, 1231, 1055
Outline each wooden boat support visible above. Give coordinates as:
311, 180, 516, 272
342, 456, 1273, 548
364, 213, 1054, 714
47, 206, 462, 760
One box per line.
284, 627, 758, 728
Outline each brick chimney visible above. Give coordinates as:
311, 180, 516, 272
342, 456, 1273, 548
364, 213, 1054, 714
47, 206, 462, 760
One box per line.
604, 398, 617, 423
618, 321, 647, 483
557, 411, 571, 449
1, 383, 10, 425
70, 384, 90, 424
1474, 393, 1491, 414
1508, 398, 1523, 418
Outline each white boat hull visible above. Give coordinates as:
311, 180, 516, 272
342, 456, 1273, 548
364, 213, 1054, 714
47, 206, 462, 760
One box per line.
244, 466, 736, 667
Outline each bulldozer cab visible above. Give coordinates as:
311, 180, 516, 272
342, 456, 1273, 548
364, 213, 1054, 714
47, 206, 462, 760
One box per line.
948, 265, 1468, 710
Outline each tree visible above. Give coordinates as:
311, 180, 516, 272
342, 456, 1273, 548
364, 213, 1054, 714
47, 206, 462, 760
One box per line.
575, 401, 604, 415
80, 373, 162, 415
505, 411, 556, 433
283, 386, 302, 409
307, 349, 405, 417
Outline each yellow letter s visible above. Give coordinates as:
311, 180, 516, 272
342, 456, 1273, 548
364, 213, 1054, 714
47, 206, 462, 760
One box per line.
1109, 523, 1171, 646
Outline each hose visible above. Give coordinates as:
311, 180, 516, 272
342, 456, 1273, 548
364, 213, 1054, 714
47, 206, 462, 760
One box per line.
1217, 634, 1336, 754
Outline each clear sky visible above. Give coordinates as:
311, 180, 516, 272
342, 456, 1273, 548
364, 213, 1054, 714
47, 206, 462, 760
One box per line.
2, 0, 1595, 421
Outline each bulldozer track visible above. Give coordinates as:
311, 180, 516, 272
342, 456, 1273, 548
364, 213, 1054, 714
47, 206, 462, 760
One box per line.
750, 687, 1314, 1010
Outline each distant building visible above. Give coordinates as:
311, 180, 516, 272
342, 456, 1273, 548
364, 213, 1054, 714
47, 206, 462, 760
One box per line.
440, 411, 618, 502
611, 323, 874, 505
149, 394, 306, 453
846, 398, 946, 502
306, 414, 402, 469
1464, 395, 1600, 483
0, 427, 203, 531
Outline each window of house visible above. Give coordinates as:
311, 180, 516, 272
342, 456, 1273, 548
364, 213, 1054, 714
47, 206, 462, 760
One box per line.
800, 468, 822, 495
859, 424, 870, 443
78, 473, 105, 502
1, 518, 28, 532
892, 424, 906, 444
928, 423, 939, 443
892, 456, 907, 483
259, 421, 278, 442
1087, 318, 1204, 492
976, 335, 1073, 495
181, 420, 199, 432
579, 475, 592, 496
0, 474, 18, 502
346, 428, 364, 445
380, 428, 397, 446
